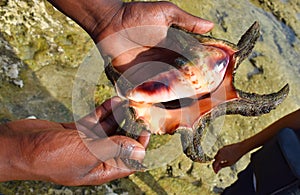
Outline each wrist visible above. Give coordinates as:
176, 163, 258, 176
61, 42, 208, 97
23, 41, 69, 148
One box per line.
0, 123, 39, 182
47, 0, 124, 41
238, 140, 252, 156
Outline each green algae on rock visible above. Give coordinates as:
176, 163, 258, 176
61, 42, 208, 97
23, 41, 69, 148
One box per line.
1, 0, 299, 194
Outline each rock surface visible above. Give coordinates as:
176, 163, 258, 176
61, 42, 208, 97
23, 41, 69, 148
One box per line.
0, 0, 300, 194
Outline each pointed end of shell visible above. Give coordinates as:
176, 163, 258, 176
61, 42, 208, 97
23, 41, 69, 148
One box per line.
235, 83, 289, 116
234, 21, 261, 72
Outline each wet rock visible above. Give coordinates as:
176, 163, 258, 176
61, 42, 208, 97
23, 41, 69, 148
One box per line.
0, 34, 24, 87
0, 0, 300, 194
0, 0, 7, 6
0, 32, 72, 122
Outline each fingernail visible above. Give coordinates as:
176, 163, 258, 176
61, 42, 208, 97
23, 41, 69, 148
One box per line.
140, 130, 151, 137
138, 130, 151, 148
201, 20, 214, 32
121, 158, 147, 171
130, 146, 146, 160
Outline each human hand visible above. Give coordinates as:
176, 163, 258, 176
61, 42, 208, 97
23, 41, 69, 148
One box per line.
47, 0, 213, 83
0, 97, 150, 186
212, 142, 245, 174
95, 1, 214, 84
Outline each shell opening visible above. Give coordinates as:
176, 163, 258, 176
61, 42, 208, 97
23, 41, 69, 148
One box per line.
153, 93, 211, 110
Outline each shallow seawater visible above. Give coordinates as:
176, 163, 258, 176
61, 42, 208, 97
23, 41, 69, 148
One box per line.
0, 0, 300, 194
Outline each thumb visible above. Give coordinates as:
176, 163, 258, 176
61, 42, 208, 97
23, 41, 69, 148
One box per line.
170, 4, 214, 34
86, 135, 146, 162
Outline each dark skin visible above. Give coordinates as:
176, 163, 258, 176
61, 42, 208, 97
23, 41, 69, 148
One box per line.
0, 0, 213, 185
213, 109, 300, 174
48, 0, 213, 83
0, 97, 150, 186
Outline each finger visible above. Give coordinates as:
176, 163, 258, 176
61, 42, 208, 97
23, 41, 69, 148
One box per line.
220, 161, 230, 168
60, 122, 76, 130
86, 135, 145, 162
212, 159, 222, 174
76, 122, 99, 139
212, 151, 223, 173
77, 97, 123, 131
80, 159, 134, 185
137, 130, 151, 148
95, 96, 123, 122
213, 157, 231, 174
92, 103, 125, 137
92, 114, 118, 137
169, 3, 214, 34
212, 160, 226, 174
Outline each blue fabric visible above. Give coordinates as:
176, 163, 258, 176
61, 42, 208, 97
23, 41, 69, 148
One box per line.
277, 128, 300, 179
251, 128, 300, 194
223, 128, 300, 194
221, 164, 255, 195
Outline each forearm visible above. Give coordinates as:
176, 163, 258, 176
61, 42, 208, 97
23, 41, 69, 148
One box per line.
47, 0, 123, 41
240, 109, 300, 154
0, 124, 21, 181
0, 122, 43, 182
